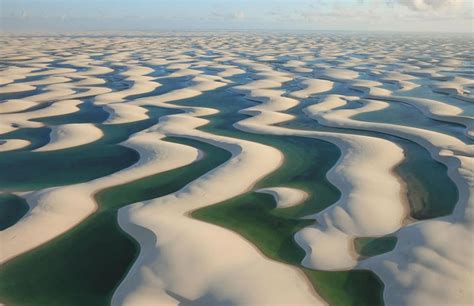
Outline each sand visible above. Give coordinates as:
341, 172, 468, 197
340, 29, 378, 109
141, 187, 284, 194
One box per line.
104, 104, 150, 124
256, 187, 308, 209
0, 139, 30, 152
112, 111, 324, 306
34, 123, 104, 152
289, 79, 334, 99
1, 32, 472, 306
0, 132, 201, 263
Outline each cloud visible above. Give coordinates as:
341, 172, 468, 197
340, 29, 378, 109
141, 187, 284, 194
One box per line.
393, 0, 464, 11
232, 11, 246, 20
210, 10, 246, 21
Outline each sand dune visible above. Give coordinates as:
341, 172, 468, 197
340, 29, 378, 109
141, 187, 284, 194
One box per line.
0, 100, 38, 114
0, 133, 201, 263
229, 66, 407, 270
95, 65, 160, 104
1, 32, 472, 306
0, 83, 36, 94
0, 99, 81, 134
34, 123, 103, 152
0, 139, 30, 152
134, 74, 227, 106
236, 109, 407, 269
289, 79, 334, 99
104, 104, 150, 124
256, 187, 308, 209
113, 112, 324, 306
305, 94, 474, 305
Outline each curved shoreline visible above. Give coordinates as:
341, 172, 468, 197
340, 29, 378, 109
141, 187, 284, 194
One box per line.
1, 33, 472, 306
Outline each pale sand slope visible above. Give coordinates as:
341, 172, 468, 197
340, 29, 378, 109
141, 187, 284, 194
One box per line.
380, 71, 419, 91
0, 66, 38, 85
368, 94, 474, 138
34, 123, 103, 152
230, 73, 406, 270
236, 109, 406, 270
207, 64, 245, 78
360, 155, 474, 305
0, 100, 38, 114
304, 95, 474, 305
0, 83, 36, 94
22, 84, 76, 103
0, 99, 81, 134
112, 113, 324, 306
307, 96, 473, 155
2, 33, 472, 306
103, 104, 150, 124
133, 74, 228, 107
289, 79, 334, 99
94, 65, 160, 104
3, 60, 115, 103
233, 61, 407, 270
320, 68, 359, 82
0, 133, 200, 263
0, 139, 30, 152
256, 187, 308, 209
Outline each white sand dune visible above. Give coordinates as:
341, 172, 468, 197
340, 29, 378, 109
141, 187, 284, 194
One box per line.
231, 70, 407, 270
1, 33, 472, 306
304, 95, 474, 305
104, 104, 150, 124
0, 83, 36, 94
0, 67, 38, 85
0, 139, 30, 152
309, 97, 473, 156
0, 99, 81, 134
0, 100, 38, 114
0, 132, 201, 263
320, 68, 359, 82
236, 110, 407, 269
283, 60, 313, 73
350, 80, 392, 96
112, 113, 324, 306
24, 84, 76, 103
289, 79, 334, 99
133, 74, 227, 106
24, 76, 72, 86
209, 64, 246, 78
29, 67, 77, 77
34, 123, 103, 152
368, 94, 474, 138
360, 140, 474, 306
431, 76, 474, 95
94, 65, 160, 104
256, 187, 308, 209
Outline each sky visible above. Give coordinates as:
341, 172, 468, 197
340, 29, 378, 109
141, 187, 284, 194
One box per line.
1, 0, 473, 33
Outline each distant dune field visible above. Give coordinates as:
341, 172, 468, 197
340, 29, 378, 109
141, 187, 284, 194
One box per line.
0, 32, 472, 306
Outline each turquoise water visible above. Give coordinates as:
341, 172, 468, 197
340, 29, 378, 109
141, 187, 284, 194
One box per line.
0, 41, 465, 306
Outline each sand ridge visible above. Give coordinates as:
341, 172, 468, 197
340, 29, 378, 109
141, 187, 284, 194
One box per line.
0, 32, 472, 306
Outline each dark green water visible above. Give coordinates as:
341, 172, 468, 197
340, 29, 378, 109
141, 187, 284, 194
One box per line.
0, 143, 138, 191
282, 96, 459, 220
354, 236, 398, 257
0, 137, 231, 306
0, 106, 183, 191
353, 100, 471, 144
0, 194, 29, 230
0, 127, 51, 151
0, 79, 460, 306
173, 88, 384, 306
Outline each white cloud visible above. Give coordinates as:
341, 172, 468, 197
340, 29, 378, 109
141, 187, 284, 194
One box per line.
210, 10, 246, 21
394, 0, 464, 11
